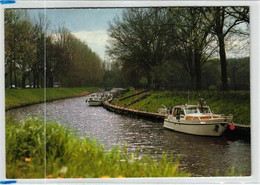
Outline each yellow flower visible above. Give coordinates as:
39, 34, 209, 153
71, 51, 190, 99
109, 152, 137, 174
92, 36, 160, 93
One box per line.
117, 175, 124, 178
24, 158, 31, 162
57, 176, 63, 179
100, 176, 110, 178
46, 175, 53, 178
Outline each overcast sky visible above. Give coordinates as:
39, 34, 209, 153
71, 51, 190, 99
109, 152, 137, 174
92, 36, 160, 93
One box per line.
28, 8, 124, 60
28, 8, 249, 60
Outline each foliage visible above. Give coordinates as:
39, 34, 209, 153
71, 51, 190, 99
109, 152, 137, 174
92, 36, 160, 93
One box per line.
52, 28, 104, 87
107, 8, 174, 89
6, 116, 190, 178
5, 87, 99, 110
5, 10, 104, 89
203, 7, 249, 90
106, 7, 249, 91
5, 10, 36, 89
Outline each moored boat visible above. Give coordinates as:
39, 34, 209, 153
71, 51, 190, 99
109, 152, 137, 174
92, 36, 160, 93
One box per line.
163, 99, 233, 136
86, 93, 103, 106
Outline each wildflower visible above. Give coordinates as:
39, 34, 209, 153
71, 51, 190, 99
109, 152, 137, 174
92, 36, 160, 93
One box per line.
117, 175, 124, 178
57, 176, 63, 179
24, 158, 31, 162
100, 176, 110, 178
46, 175, 53, 178
60, 166, 68, 174
80, 148, 82, 151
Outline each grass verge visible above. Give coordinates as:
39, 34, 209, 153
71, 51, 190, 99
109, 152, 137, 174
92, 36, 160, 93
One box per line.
112, 90, 250, 125
5, 87, 99, 110
6, 116, 190, 178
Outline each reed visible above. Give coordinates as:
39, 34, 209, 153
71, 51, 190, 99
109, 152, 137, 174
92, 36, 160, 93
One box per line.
6, 116, 190, 178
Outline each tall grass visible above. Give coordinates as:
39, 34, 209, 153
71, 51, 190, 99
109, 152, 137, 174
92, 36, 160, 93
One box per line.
5, 87, 99, 110
6, 116, 190, 178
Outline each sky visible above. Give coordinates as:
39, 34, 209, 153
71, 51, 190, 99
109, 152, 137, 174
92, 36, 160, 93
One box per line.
28, 8, 249, 61
28, 8, 124, 60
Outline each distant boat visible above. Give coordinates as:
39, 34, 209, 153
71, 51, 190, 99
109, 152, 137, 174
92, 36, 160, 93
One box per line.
163, 99, 233, 136
86, 93, 103, 106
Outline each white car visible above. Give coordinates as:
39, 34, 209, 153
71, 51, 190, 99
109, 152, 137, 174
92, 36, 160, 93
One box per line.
54, 82, 60, 88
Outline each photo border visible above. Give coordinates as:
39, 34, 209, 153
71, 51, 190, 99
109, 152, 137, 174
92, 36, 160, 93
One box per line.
0, 1, 259, 184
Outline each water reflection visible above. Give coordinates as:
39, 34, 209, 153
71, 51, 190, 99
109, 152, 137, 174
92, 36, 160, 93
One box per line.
6, 95, 251, 176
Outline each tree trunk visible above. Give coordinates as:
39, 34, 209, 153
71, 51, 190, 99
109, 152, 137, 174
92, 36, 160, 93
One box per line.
33, 70, 36, 88
189, 73, 196, 90
40, 70, 44, 88
14, 64, 17, 88
36, 74, 40, 88
195, 52, 202, 91
9, 61, 13, 88
215, 7, 228, 91
218, 34, 228, 91
22, 74, 26, 88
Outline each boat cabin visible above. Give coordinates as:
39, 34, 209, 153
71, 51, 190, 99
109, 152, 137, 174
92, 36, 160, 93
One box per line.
169, 105, 219, 121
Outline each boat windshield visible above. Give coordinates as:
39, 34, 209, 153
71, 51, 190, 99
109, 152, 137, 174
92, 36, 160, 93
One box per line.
185, 107, 211, 114
185, 107, 198, 114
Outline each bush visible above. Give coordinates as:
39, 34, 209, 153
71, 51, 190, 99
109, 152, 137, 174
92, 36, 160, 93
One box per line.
208, 85, 217, 91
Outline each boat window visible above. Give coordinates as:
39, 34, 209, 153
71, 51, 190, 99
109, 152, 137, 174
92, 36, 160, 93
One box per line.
180, 109, 185, 115
173, 108, 181, 116
198, 107, 211, 114
185, 107, 198, 114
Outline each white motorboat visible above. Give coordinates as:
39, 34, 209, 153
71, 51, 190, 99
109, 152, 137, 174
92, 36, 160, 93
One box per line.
86, 93, 103, 106
163, 99, 233, 136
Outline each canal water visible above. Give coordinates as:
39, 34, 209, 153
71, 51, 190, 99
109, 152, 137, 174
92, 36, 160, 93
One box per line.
6, 95, 251, 177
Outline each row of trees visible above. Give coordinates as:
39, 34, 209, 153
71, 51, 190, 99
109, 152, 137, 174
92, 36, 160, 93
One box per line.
5, 8, 249, 91
5, 10, 104, 88
106, 7, 249, 91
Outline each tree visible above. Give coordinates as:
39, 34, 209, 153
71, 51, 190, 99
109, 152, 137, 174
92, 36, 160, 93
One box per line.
227, 7, 249, 24
204, 7, 249, 90
5, 10, 36, 88
167, 7, 216, 90
52, 27, 103, 87
107, 8, 174, 89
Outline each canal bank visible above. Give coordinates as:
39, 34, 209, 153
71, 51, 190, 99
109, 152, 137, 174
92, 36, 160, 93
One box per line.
104, 97, 250, 140
111, 89, 250, 126
5, 87, 99, 110
103, 99, 165, 121
6, 95, 251, 176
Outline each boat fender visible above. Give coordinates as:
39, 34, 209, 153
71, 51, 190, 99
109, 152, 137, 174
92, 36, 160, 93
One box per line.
229, 124, 235, 130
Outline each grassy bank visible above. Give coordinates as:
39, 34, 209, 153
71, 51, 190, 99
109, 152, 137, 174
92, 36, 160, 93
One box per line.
112, 89, 250, 125
5, 87, 99, 110
6, 116, 190, 178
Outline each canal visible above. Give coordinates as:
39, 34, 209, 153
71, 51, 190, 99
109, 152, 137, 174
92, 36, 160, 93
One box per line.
6, 95, 251, 177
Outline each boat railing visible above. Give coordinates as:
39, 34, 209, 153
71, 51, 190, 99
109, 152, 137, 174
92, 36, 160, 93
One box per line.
221, 114, 233, 122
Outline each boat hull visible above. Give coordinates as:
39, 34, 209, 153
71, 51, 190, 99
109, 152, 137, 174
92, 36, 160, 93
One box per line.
88, 100, 103, 106
163, 119, 228, 136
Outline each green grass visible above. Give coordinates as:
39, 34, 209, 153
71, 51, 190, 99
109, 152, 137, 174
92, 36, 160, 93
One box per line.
5, 87, 99, 110
113, 90, 250, 125
111, 88, 148, 106
6, 116, 190, 178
